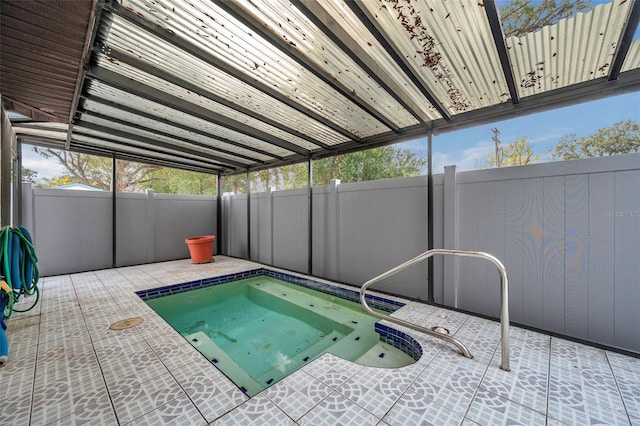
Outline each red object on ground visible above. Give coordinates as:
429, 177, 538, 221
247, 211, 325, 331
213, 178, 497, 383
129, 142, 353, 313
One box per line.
185, 235, 215, 263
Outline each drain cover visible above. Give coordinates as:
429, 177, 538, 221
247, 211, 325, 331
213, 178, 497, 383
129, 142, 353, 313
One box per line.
431, 325, 450, 335
110, 317, 144, 330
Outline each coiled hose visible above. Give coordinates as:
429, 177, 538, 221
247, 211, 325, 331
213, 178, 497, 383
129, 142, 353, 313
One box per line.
0, 226, 39, 366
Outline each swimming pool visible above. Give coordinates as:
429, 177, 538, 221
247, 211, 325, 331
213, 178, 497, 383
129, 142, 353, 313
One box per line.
137, 269, 422, 396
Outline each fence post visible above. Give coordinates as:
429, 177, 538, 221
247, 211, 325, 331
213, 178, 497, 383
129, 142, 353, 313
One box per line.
268, 187, 275, 266
21, 182, 34, 235
146, 189, 155, 263
443, 165, 458, 307
327, 179, 340, 280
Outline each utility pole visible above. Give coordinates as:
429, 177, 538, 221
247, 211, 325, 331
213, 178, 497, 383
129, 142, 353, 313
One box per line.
492, 127, 501, 168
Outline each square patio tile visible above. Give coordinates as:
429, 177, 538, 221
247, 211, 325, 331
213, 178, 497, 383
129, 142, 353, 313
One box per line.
480, 340, 550, 414
301, 353, 363, 389
170, 355, 248, 423
383, 390, 465, 426
607, 351, 640, 419
31, 367, 110, 425
466, 387, 547, 425
298, 391, 381, 426
110, 371, 186, 424
264, 368, 333, 421
124, 393, 206, 425
210, 393, 295, 425
336, 363, 424, 418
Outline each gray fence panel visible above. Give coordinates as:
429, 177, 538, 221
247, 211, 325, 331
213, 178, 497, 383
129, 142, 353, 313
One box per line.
432, 175, 445, 304
251, 192, 272, 265
336, 176, 428, 299
587, 172, 615, 346
227, 194, 248, 259
542, 176, 565, 334
116, 193, 150, 267
30, 188, 112, 275
272, 189, 308, 273
564, 174, 590, 337
311, 186, 330, 279
614, 169, 640, 352
504, 179, 525, 324
154, 194, 216, 262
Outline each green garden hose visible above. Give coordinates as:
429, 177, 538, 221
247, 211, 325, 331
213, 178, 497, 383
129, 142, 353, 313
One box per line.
0, 227, 40, 318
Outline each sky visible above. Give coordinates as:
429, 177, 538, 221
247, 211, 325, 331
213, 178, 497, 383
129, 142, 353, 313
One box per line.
399, 91, 640, 173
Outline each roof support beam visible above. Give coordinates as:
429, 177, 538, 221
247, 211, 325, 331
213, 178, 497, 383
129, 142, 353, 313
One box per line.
74, 120, 246, 169
78, 109, 264, 164
85, 65, 309, 156
95, 43, 330, 151
219, 1, 400, 132
484, 1, 520, 104
102, 1, 361, 142
68, 0, 103, 147
81, 94, 283, 161
70, 135, 228, 173
65, 124, 73, 150
345, 0, 451, 121
608, 0, 640, 81
69, 142, 223, 174
292, 0, 430, 125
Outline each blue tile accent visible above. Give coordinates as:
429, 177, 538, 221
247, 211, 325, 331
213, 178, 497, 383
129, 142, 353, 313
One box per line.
137, 268, 405, 314
375, 323, 423, 361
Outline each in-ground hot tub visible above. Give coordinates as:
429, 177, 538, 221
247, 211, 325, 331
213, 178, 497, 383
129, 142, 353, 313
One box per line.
137, 269, 422, 396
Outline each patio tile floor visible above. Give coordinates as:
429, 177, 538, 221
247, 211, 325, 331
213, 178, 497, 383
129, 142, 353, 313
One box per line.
1, 256, 638, 425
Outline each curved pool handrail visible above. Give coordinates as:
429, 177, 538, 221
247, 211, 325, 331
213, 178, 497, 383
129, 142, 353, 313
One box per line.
360, 248, 510, 371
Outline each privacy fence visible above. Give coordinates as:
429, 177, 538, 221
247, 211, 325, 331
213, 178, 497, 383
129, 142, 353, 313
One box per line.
21, 187, 217, 275
22, 153, 640, 353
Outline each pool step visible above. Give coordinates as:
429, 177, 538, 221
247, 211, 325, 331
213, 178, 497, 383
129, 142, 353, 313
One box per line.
254, 329, 344, 385
185, 331, 264, 396
355, 340, 416, 368
249, 280, 410, 366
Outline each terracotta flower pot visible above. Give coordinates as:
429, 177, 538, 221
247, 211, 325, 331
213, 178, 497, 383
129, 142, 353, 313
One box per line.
185, 235, 215, 263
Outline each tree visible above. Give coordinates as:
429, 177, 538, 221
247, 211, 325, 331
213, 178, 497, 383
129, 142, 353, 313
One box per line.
35, 148, 160, 191
221, 145, 426, 193
552, 120, 640, 160
21, 167, 38, 184
147, 168, 217, 195
220, 164, 307, 194
501, 0, 592, 38
485, 136, 540, 167
312, 146, 425, 185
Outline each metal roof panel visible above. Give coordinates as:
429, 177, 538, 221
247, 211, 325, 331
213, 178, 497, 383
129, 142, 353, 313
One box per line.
506, 0, 632, 97
357, 0, 512, 114
228, 0, 422, 128
93, 51, 321, 151
118, 0, 391, 138
85, 80, 295, 158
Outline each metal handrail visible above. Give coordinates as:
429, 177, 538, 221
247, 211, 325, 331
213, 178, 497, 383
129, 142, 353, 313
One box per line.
360, 248, 510, 371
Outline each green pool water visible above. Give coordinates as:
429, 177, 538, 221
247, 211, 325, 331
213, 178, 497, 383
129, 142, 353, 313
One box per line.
147, 276, 416, 396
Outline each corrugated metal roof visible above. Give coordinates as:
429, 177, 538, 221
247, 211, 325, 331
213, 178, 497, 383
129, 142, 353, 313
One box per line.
357, 0, 512, 113
3, 0, 639, 175
622, 38, 640, 72
506, 0, 632, 97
